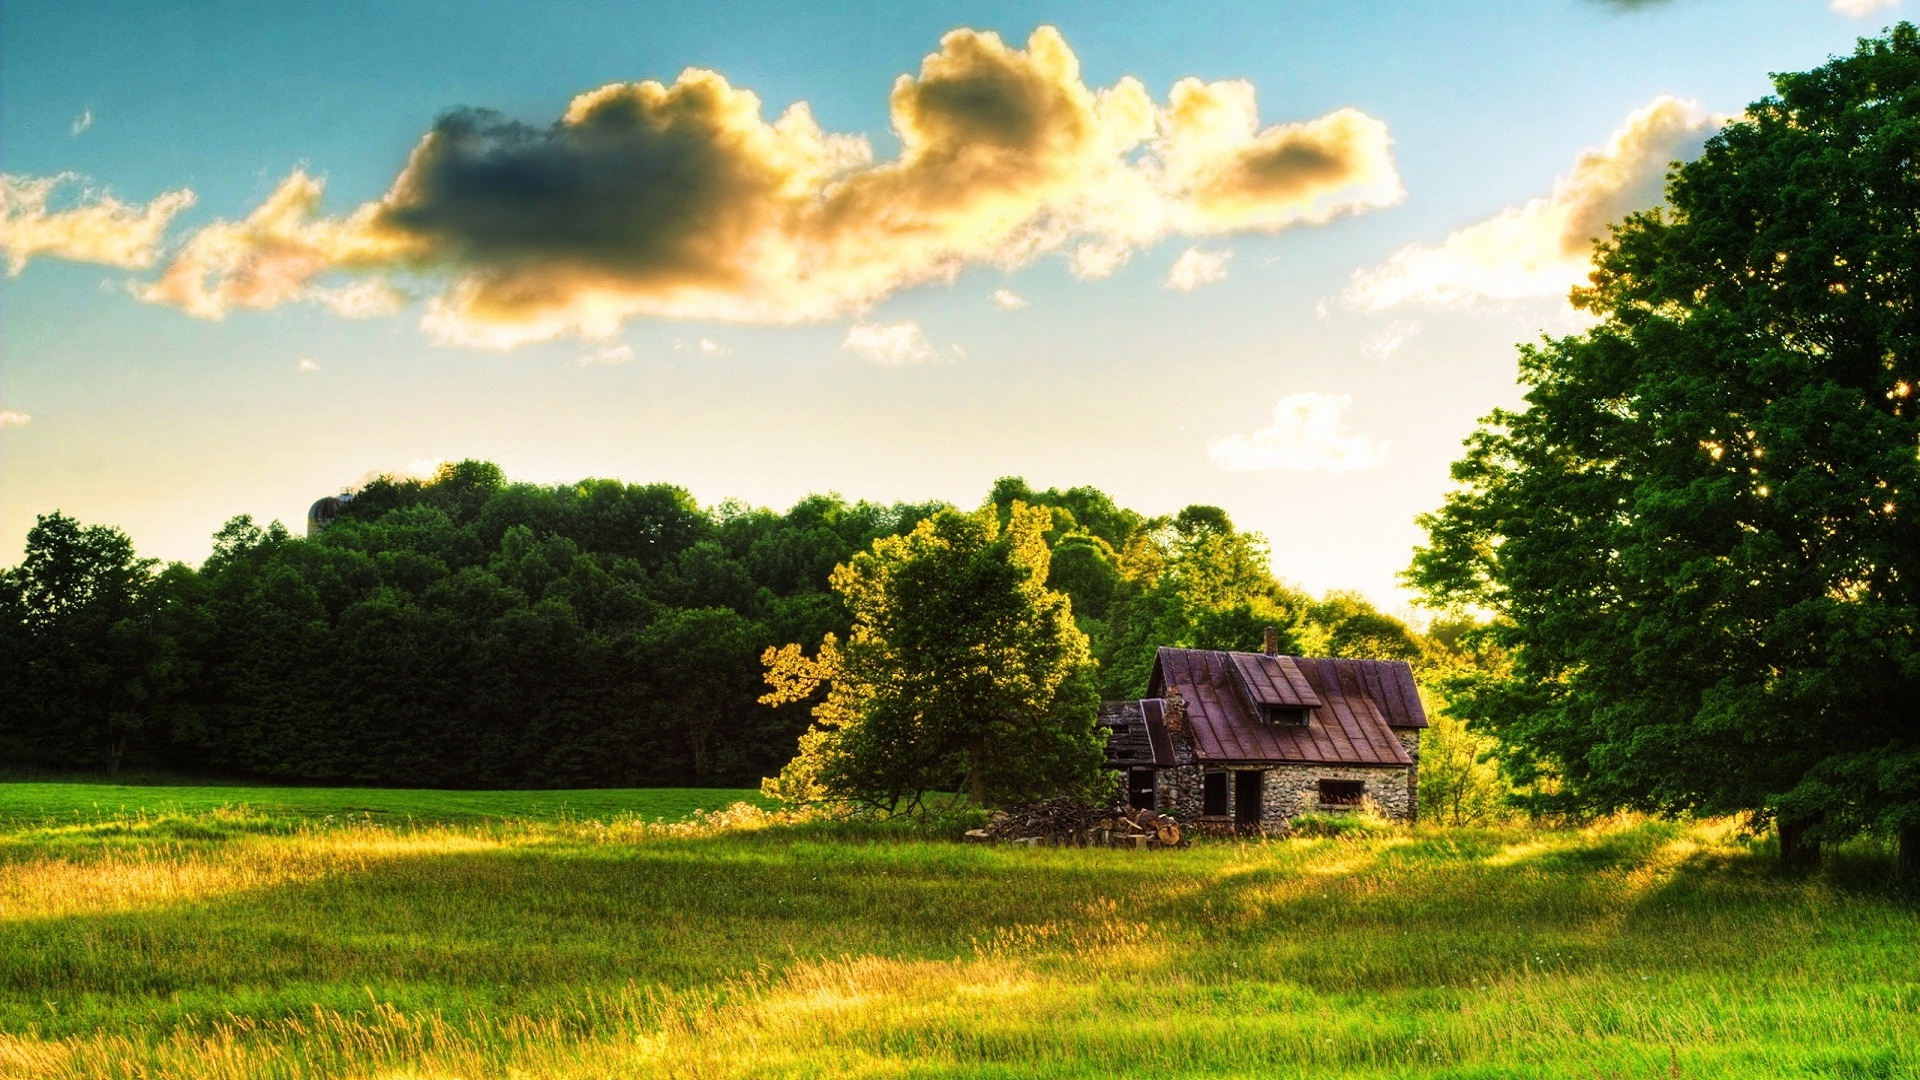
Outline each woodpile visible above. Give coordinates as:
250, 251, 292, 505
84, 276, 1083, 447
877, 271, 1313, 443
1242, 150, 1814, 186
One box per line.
964, 799, 1184, 849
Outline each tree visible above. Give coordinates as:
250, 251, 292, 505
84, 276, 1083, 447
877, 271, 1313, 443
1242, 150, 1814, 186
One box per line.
0, 513, 167, 772
1409, 28, 1920, 869
761, 504, 1108, 811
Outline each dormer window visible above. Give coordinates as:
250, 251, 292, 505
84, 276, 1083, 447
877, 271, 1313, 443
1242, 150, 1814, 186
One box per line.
1261, 706, 1308, 726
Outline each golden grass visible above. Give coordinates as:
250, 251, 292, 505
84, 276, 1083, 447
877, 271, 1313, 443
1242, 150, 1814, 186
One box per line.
0, 803, 1914, 1079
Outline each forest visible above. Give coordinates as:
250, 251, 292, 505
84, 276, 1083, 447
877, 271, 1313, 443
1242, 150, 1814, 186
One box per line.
0, 462, 1444, 789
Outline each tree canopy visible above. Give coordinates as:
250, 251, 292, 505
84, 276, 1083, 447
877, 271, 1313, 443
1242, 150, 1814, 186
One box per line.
1409, 28, 1920, 854
761, 504, 1107, 810
3, 462, 1430, 790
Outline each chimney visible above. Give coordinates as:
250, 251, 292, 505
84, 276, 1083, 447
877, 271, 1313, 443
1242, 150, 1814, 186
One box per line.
1163, 684, 1187, 737
1263, 626, 1279, 657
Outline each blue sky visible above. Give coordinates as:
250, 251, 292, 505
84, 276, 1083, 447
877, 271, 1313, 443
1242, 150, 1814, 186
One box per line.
0, 0, 1901, 608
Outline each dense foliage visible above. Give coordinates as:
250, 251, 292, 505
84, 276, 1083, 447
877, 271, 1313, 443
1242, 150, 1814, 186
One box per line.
761, 504, 1107, 810
3, 462, 1427, 788
1410, 29, 1920, 853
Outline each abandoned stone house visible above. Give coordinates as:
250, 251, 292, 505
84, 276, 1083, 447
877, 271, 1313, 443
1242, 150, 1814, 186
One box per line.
1099, 631, 1425, 830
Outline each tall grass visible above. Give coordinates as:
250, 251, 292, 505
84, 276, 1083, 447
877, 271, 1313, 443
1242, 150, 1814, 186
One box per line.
0, 785, 1914, 1078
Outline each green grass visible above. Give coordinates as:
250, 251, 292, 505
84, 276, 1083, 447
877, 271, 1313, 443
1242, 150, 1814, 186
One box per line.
0, 781, 769, 827
1, 783, 1916, 1079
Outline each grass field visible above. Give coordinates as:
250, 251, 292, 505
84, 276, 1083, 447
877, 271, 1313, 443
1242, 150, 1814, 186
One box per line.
1, 783, 1916, 1079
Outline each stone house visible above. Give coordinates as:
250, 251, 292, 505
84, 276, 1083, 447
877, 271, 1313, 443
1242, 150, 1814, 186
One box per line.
1099, 631, 1425, 830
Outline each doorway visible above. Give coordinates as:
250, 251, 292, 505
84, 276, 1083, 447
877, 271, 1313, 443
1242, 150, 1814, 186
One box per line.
1234, 770, 1265, 827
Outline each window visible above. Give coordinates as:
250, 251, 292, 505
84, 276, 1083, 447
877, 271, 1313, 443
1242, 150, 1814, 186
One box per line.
1202, 772, 1229, 816
1261, 706, 1308, 726
1317, 779, 1366, 808
1128, 769, 1157, 811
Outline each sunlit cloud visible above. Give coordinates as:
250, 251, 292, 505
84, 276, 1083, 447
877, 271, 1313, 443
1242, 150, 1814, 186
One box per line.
1831, 0, 1898, 16
1166, 247, 1231, 291
842, 320, 941, 366
125, 27, 1399, 348
0, 410, 31, 428
0, 173, 194, 274
1209, 392, 1388, 472
295, 357, 322, 374
991, 288, 1029, 310
311, 279, 406, 318
71, 110, 93, 137
1345, 96, 1715, 311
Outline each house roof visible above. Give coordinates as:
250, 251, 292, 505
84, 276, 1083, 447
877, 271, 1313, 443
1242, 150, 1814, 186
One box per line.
1142, 647, 1426, 767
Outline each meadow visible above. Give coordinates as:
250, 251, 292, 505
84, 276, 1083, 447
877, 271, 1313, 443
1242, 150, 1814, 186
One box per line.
0, 783, 1915, 1079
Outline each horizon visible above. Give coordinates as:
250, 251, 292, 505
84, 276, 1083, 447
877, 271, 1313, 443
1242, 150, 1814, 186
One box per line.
1, 0, 1904, 608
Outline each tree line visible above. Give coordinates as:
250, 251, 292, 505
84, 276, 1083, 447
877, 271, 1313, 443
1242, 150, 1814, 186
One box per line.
0, 463, 1443, 789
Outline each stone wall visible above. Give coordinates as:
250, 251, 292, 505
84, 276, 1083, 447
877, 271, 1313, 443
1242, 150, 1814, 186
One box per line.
1151, 761, 1416, 831
1395, 728, 1421, 823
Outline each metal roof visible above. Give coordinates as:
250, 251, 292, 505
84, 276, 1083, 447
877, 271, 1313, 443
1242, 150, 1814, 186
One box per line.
1142, 648, 1425, 767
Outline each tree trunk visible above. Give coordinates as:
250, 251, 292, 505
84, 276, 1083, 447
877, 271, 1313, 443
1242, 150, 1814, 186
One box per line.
1779, 820, 1820, 868
968, 739, 986, 807
1898, 823, 1920, 885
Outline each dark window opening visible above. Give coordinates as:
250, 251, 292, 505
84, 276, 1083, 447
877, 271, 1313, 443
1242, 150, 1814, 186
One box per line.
1318, 779, 1366, 808
1202, 772, 1229, 816
1128, 769, 1157, 811
1235, 770, 1265, 826
1261, 706, 1308, 726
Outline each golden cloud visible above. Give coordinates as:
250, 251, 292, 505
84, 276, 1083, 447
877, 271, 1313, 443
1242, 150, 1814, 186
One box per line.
1345, 96, 1715, 310
0, 174, 194, 275
130, 27, 1400, 348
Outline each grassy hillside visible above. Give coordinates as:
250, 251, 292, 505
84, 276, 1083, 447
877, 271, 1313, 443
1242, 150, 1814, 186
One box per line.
0, 784, 1915, 1079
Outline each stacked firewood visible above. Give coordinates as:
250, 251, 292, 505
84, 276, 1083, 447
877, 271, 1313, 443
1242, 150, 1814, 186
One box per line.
965, 799, 1184, 849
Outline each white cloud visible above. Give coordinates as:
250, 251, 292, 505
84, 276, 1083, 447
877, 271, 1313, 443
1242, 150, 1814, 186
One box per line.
0, 410, 31, 428
0, 173, 195, 275
842, 320, 937, 366
1361, 320, 1421, 360
992, 288, 1029, 310
1166, 247, 1233, 291
578, 344, 636, 366
71, 110, 92, 137
1345, 96, 1717, 311
670, 337, 732, 357
1832, 0, 1898, 16
295, 357, 322, 374
1208, 392, 1388, 472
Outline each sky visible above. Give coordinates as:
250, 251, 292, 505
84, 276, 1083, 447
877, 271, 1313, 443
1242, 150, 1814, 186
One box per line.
0, 0, 1906, 611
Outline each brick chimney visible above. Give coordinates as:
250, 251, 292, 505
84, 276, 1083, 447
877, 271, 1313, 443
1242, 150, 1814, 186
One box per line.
1163, 683, 1187, 737
1263, 626, 1279, 656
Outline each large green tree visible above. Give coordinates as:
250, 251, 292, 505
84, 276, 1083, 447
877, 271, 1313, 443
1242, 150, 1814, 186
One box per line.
761, 504, 1108, 811
1410, 28, 1920, 868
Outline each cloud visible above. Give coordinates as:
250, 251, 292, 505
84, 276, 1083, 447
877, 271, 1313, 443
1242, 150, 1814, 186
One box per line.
670, 337, 732, 356
1832, 0, 1898, 15
132, 27, 1399, 348
71, 110, 93, 137
1166, 247, 1231, 291
295, 357, 322, 373
312, 279, 406, 318
0, 410, 30, 428
577, 343, 636, 366
0, 173, 195, 274
843, 320, 939, 365
1361, 320, 1420, 360
1208, 392, 1388, 472
1345, 96, 1715, 310
991, 287, 1028, 309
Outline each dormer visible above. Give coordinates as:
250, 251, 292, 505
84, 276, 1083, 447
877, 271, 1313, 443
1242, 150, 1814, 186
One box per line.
1228, 628, 1323, 725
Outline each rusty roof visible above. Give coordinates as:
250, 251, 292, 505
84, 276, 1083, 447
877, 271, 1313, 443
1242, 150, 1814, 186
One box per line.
1142, 648, 1426, 767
